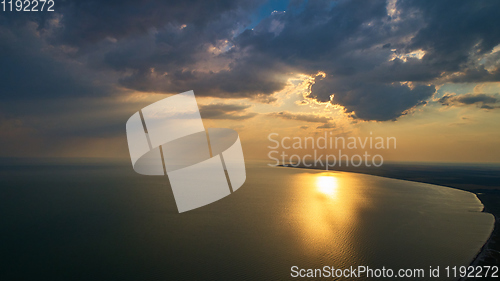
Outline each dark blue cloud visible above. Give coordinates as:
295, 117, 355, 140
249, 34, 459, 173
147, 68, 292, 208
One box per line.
1, 0, 500, 121
438, 93, 499, 109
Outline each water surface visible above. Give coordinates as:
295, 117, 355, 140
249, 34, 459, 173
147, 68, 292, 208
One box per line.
0, 159, 494, 280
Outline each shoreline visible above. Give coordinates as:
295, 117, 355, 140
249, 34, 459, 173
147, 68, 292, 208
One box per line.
459, 195, 497, 281
459, 218, 496, 281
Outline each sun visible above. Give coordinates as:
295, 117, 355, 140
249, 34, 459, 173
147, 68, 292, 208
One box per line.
316, 176, 338, 198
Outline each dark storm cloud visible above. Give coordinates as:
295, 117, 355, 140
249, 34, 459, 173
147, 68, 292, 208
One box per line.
117, 53, 288, 98
1, 0, 500, 121
268, 111, 331, 123
0, 0, 263, 100
64, 0, 286, 99
199, 103, 258, 120
398, 0, 500, 73
0, 23, 110, 100
231, 0, 500, 120
310, 79, 435, 121
438, 93, 499, 109
52, 0, 262, 47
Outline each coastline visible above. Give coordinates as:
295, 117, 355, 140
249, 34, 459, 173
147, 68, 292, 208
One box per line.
460, 218, 497, 281
459, 194, 497, 281
277, 163, 500, 275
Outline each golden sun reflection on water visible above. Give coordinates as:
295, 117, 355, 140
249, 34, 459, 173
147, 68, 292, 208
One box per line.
286, 171, 372, 261
316, 176, 338, 199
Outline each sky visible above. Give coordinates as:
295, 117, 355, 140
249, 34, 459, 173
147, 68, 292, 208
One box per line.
0, 0, 499, 162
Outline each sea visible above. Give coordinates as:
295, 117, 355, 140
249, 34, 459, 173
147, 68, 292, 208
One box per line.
0, 159, 494, 280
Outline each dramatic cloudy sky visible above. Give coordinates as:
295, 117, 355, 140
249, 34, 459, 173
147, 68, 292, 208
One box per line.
0, 0, 499, 162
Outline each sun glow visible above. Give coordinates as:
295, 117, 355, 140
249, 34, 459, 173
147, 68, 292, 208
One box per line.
316, 176, 338, 198
286, 172, 370, 257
